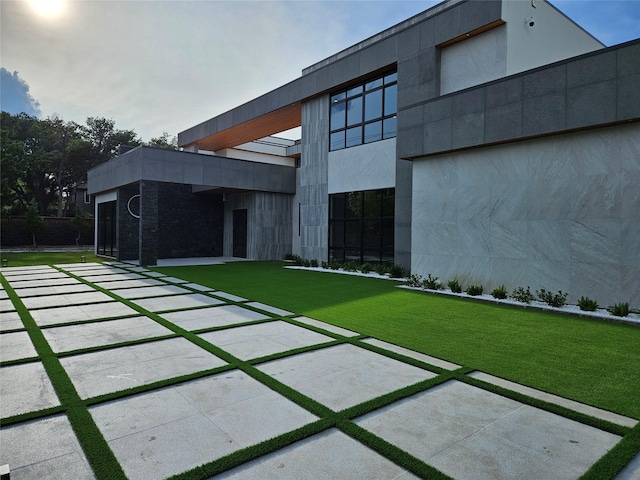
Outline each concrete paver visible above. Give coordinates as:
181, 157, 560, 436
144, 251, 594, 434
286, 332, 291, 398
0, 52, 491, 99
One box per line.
110, 284, 192, 299
183, 282, 215, 292
0, 331, 37, 361
0, 298, 16, 312
0, 362, 60, 418
0, 415, 95, 479
21, 290, 113, 309
90, 371, 317, 480
0, 311, 23, 331
77, 273, 146, 282
160, 304, 269, 331
13, 283, 96, 297
199, 320, 333, 360
258, 343, 436, 411
245, 301, 293, 316
293, 316, 360, 337
355, 380, 621, 480
42, 316, 173, 353
30, 302, 139, 326
4, 276, 81, 288
61, 337, 226, 399
615, 453, 640, 480
131, 293, 225, 312
363, 338, 461, 370
211, 291, 248, 302
215, 428, 420, 480
94, 278, 165, 289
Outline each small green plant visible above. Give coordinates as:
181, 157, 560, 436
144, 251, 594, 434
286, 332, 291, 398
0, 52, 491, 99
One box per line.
343, 261, 358, 272
577, 296, 599, 312
309, 259, 318, 268
389, 264, 407, 278
537, 288, 568, 308
321, 261, 330, 269
24, 201, 45, 248
406, 274, 423, 287
422, 274, 442, 290
330, 260, 342, 270
360, 263, 373, 274
491, 284, 508, 299
607, 302, 629, 317
466, 284, 484, 296
284, 253, 295, 261
448, 276, 462, 293
373, 263, 389, 276
511, 286, 534, 304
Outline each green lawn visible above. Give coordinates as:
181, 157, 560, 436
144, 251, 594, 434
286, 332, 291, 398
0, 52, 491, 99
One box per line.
0, 250, 99, 266
154, 261, 640, 420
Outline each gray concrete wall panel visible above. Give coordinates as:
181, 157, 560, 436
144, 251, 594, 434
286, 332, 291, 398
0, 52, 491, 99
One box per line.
411, 123, 640, 307
89, 147, 295, 195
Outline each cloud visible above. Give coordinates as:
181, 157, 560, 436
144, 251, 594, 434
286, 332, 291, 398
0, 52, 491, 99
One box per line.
0, 67, 42, 116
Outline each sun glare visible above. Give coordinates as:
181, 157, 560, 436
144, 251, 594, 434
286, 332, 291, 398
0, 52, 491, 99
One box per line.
28, 0, 66, 18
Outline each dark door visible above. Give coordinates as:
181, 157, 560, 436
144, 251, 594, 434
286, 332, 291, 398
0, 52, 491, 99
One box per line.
232, 209, 247, 258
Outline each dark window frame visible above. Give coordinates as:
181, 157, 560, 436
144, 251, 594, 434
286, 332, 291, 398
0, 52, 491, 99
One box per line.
329, 70, 398, 151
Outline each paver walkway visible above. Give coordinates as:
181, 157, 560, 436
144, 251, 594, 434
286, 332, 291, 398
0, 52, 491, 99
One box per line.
1, 262, 639, 480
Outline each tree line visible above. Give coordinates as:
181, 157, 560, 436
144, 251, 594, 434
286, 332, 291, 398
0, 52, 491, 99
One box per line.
1, 111, 177, 217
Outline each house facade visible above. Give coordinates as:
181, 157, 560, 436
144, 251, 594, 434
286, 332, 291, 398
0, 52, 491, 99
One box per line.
88, 0, 640, 307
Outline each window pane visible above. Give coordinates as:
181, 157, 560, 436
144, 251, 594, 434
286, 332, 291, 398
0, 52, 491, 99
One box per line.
330, 131, 345, 150
364, 89, 383, 122
382, 218, 394, 250
363, 190, 381, 217
384, 84, 397, 116
364, 121, 382, 144
330, 221, 345, 247
345, 221, 362, 248
364, 220, 381, 249
346, 126, 362, 147
347, 85, 363, 97
382, 189, 395, 216
331, 92, 346, 103
346, 192, 362, 218
330, 194, 345, 219
330, 102, 346, 130
384, 72, 398, 84
365, 78, 383, 90
346, 96, 362, 126
383, 117, 397, 139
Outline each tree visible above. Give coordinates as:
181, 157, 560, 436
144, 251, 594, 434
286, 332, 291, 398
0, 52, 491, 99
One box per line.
146, 131, 177, 149
71, 210, 92, 246
24, 201, 45, 247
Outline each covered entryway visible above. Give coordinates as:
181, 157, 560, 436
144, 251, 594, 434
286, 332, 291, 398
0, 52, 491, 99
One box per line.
232, 209, 248, 258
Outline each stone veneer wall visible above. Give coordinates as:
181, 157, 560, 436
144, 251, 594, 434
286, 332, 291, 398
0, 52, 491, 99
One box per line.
411, 123, 640, 307
296, 95, 329, 262
117, 183, 139, 261
157, 183, 223, 259
223, 191, 292, 260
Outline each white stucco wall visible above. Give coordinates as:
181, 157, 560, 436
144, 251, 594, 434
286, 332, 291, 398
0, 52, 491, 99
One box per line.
411, 123, 640, 308
503, 0, 603, 75
327, 138, 396, 194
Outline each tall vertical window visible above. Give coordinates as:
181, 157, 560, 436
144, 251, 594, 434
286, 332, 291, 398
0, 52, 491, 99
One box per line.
97, 201, 117, 257
329, 71, 397, 151
329, 188, 394, 264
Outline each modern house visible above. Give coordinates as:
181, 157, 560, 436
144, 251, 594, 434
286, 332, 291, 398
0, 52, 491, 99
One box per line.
88, 0, 640, 307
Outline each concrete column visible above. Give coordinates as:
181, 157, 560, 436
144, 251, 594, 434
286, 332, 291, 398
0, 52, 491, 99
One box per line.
139, 181, 158, 266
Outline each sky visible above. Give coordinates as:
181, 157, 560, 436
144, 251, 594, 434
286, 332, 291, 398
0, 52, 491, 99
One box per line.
1, 0, 639, 143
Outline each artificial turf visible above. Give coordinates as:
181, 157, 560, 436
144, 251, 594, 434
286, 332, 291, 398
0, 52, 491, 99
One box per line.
154, 261, 640, 420
0, 250, 99, 267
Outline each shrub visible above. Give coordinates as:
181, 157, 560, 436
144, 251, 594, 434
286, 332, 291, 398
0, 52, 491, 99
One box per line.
374, 263, 389, 276
511, 286, 534, 304
309, 259, 319, 268
330, 260, 342, 270
406, 274, 423, 288
448, 277, 462, 293
389, 264, 407, 278
321, 261, 330, 269
360, 263, 373, 274
577, 296, 598, 312
491, 284, 508, 299
343, 261, 358, 272
466, 284, 484, 296
422, 274, 442, 290
284, 253, 295, 261
537, 288, 568, 308
608, 302, 629, 317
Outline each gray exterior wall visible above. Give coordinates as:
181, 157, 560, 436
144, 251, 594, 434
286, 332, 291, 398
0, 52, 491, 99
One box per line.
296, 96, 329, 261
411, 123, 640, 307
117, 183, 139, 261
223, 192, 292, 260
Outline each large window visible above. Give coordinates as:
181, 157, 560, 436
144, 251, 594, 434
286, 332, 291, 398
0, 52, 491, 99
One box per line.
329, 188, 394, 264
330, 71, 397, 151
